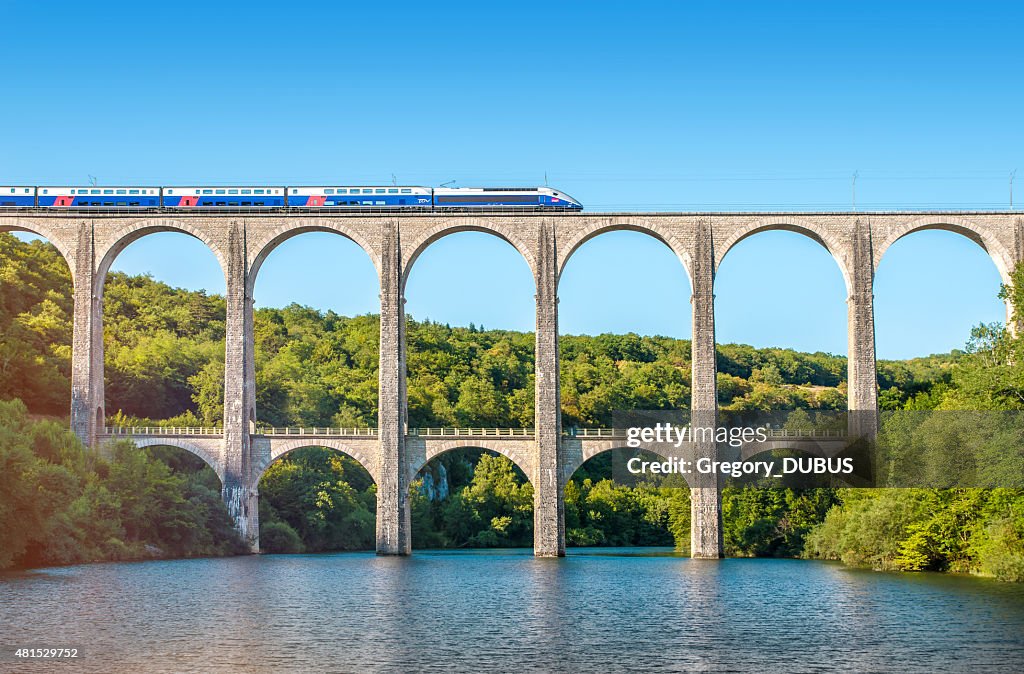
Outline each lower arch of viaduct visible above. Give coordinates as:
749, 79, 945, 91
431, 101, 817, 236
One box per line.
3, 211, 1021, 558
407, 438, 535, 486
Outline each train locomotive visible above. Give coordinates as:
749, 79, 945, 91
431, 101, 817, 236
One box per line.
0, 185, 582, 210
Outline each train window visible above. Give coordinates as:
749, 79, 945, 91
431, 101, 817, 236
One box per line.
203, 190, 213, 194
129, 190, 139, 195
388, 188, 398, 193
242, 189, 252, 194
325, 189, 334, 194
167, 189, 174, 195
103, 190, 113, 194
42, 189, 48, 194
363, 189, 373, 194
255, 201, 265, 206
241, 201, 251, 206
401, 189, 412, 193
229, 201, 239, 206
117, 202, 127, 206
375, 188, 385, 193
103, 201, 113, 206
116, 189, 126, 194
216, 189, 226, 195
338, 189, 347, 194
255, 189, 264, 194
216, 201, 226, 206
227, 189, 237, 195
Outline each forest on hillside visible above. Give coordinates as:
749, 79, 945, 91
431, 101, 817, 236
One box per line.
1, 231, 1022, 581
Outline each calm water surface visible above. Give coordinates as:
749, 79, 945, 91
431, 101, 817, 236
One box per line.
2, 548, 1024, 673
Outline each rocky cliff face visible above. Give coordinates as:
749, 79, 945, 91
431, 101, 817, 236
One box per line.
417, 462, 450, 501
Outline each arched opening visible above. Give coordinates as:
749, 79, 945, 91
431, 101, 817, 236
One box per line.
715, 229, 848, 417
563, 447, 690, 551
874, 229, 1006, 409
559, 229, 693, 427
100, 441, 244, 560
0, 230, 75, 417
409, 447, 534, 549
557, 229, 693, 552
714, 229, 848, 561
251, 231, 379, 428
100, 231, 226, 428
404, 230, 535, 428
257, 445, 377, 554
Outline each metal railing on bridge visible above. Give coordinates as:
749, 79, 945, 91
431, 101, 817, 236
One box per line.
103, 427, 223, 436
257, 427, 379, 437
566, 428, 626, 438
765, 428, 847, 438
409, 427, 536, 437
101, 426, 847, 440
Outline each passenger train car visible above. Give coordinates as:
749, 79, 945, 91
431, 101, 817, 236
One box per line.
35, 186, 161, 207
0, 185, 582, 210
288, 186, 433, 207
162, 187, 285, 208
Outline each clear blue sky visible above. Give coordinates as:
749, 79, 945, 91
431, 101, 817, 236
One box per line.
3, 1, 1020, 359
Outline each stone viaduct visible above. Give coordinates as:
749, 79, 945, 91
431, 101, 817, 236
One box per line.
2, 210, 1021, 559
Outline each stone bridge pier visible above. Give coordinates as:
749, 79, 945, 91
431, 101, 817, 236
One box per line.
6, 210, 1020, 558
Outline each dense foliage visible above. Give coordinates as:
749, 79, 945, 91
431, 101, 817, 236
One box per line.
258, 446, 376, 553
0, 398, 246, 569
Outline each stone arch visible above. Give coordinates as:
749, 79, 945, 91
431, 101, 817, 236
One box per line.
129, 438, 225, 483
257, 439, 379, 485
874, 216, 1014, 285
95, 218, 228, 293
247, 220, 381, 295
411, 440, 535, 486
400, 219, 537, 292
715, 217, 852, 294
0, 218, 76, 282
556, 220, 693, 289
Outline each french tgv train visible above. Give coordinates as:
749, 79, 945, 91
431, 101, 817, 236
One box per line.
0, 185, 583, 210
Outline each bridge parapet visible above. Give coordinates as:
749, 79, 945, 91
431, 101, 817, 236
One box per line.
103, 426, 224, 436
258, 427, 378, 437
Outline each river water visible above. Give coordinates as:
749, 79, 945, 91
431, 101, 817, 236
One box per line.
2, 548, 1023, 673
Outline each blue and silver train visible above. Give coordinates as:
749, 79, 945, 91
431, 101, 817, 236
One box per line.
0, 185, 582, 210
